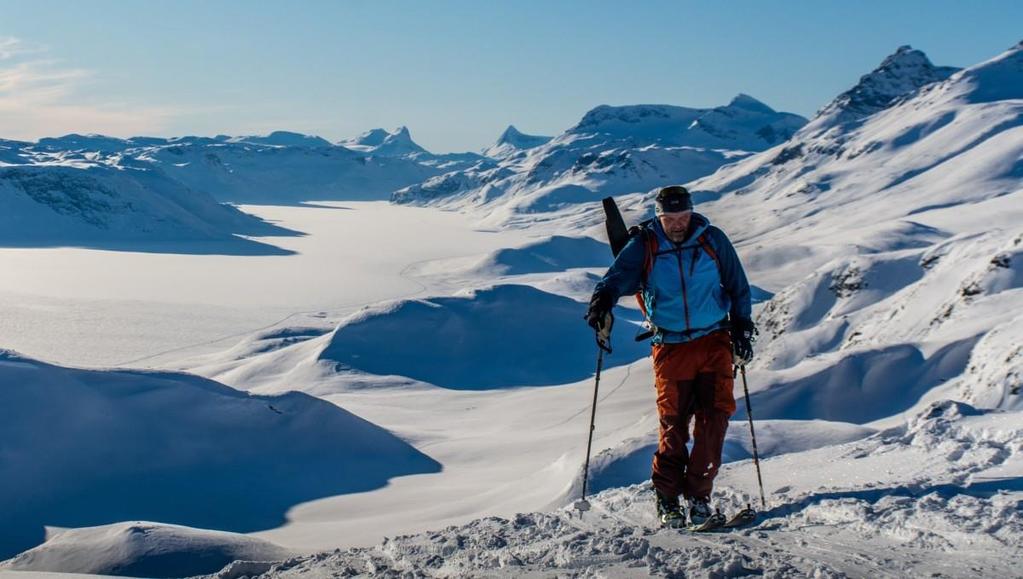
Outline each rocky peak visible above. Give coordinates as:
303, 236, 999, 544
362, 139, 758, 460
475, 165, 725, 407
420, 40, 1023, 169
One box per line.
813, 46, 960, 125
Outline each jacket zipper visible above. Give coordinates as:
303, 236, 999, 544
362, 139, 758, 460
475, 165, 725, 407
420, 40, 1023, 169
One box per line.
675, 249, 692, 331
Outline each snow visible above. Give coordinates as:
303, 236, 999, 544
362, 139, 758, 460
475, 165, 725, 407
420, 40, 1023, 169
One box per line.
801, 45, 960, 136
315, 284, 649, 389
481, 125, 553, 160
1, 40, 1022, 579
0, 202, 531, 367
1, 522, 293, 578
193, 401, 1021, 579
228, 131, 333, 149
392, 95, 808, 227
0, 350, 438, 567
338, 126, 426, 157
0, 163, 295, 251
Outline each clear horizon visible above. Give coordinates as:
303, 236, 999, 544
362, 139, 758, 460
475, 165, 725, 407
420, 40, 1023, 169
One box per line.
1, 0, 1021, 153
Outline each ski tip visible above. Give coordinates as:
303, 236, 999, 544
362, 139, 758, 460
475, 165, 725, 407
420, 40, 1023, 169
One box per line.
685, 513, 727, 533
723, 508, 758, 528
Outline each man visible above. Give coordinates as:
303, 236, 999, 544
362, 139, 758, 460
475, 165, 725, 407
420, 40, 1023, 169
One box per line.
585, 185, 755, 528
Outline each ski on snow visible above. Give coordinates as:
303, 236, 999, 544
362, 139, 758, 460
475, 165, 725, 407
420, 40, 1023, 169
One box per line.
665, 508, 758, 533
722, 507, 758, 528
685, 511, 727, 532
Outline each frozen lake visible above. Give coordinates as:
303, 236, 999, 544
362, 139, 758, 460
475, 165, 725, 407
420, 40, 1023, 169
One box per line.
0, 202, 529, 367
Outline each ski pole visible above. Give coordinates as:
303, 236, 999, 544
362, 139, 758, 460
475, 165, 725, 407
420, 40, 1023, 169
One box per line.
740, 366, 767, 510
577, 346, 605, 511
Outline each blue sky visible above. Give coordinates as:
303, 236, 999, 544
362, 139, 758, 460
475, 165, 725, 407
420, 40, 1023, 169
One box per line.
1, 1, 1021, 152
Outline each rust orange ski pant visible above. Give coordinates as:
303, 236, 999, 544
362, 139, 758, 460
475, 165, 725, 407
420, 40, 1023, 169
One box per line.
651, 329, 736, 501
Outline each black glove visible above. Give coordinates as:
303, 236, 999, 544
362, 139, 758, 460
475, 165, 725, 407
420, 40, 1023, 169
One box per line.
585, 291, 613, 331
731, 317, 757, 366
585, 290, 614, 352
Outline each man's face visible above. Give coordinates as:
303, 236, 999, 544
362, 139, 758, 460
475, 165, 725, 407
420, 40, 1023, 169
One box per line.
659, 210, 692, 242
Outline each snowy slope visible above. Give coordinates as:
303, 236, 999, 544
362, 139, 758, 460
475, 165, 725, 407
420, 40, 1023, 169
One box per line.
0, 350, 440, 565
238, 401, 1021, 578
315, 284, 650, 390
2, 522, 293, 578
676, 43, 1023, 423
0, 156, 297, 253
392, 95, 807, 225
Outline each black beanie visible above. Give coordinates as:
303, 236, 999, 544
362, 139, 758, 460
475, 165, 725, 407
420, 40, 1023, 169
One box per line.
655, 185, 693, 215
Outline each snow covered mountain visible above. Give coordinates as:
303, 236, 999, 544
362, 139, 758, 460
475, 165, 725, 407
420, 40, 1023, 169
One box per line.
666, 42, 1023, 426
391, 94, 807, 225
339, 126, 427, 157
802, 45, 960, 136
480, 125, 553, 160
137, 137, 441, 204
0, 130, 447, 245
569, 93, 806, 150
0, 148, 297, 253
339, 126, 490, 171
227, 130, 333, 148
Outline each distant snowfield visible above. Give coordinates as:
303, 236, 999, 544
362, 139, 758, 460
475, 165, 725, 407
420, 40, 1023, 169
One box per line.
0, 202, 531, 367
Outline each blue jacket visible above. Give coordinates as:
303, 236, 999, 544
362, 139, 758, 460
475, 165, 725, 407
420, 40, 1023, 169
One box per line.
595, 213, 751, 344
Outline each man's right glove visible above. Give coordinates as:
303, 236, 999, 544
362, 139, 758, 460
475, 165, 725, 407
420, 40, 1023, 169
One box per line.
731, 317, 757, 366
585, 290, 614, 352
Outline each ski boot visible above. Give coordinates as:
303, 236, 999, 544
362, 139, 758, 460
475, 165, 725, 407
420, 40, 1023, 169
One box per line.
655, 492, 685, 528
686, 497, 726, 532
688, 497, 713, 527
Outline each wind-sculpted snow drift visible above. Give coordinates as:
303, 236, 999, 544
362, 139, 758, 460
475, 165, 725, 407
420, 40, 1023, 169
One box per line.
318, 284, 649, 389
478, 236, 612, 275
406, 235, 613, 280
2, 522, 294, 578
0, 350, 440, 563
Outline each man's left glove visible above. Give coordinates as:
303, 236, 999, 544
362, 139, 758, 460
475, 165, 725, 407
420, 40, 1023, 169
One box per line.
731, 317, 757, 366
585, 290, 614, 352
